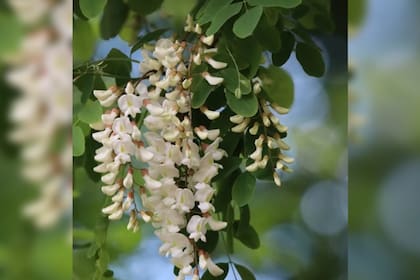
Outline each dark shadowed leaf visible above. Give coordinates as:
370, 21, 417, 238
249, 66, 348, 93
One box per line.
100, 0, 129, 39
232, 172, 256, 207
235, 264, 256, 280
295, 42, 325, 77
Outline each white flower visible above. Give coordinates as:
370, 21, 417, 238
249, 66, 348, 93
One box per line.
173, 189, 195, 213
138, 146, 154, 161
187, 215, 207, 242
92, 128, 111, 143
102, 202, 120, 214
123, 170, 133, 188
231, 118, 250, 133
193, 53, 201, 65
200, 107, 220, 120
203, 72, 224, 85
118, 93, 141, 117
101, 171, 117, 185
201, 34, 214, 46
131, 125, 142, 141
250, 146, 262, 161
112, 116, 133, 135
230, 114, 244, 124
273, 171, 281, 187
101, 110, 118, 126
245, 161, 259, 172
125, 82, 135, 95
271, 103, 289, 114
108, 208, 123, 220
94, 88, 119, 107
205, 57, 227, 69
101, 183, 120, 196
249, 122, 260, 135
144, 175, 162, 189
112, 188, 124, 202
206, 256, 224, 276
94, 163, 109, 173
206, 216, 227, 231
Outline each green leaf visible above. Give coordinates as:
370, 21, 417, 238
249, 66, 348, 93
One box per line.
127, 0, 163, 15
272, 31, 295, 66
130, 28, 168, 54
259, 66, 294, 108
235, 225, 260, 249
201, 263, 229, 280
226, 203, 235, 253
222, 37, 262, 77
220, 68, 252, 97
247, 0, 302, 8
161, 0, 196, 29
197, 0, 234, 24
238, 205, 251, 231
103, 48, 132, 85
78, 100, 103, 124
191, 75, 216, 108
295, 42, 325, 77
254, 13, 281, 52
100, 0, 129, 40
206, 3, 243, 36
225, 91, 258, 117
73, 19, 96, 62
79, 0, 106, 18
233, 6, 263, 38
213, 157, 242, 182
232, 172, 256, 207
73, 125, 86, 157
0, 13, 23, 55
235, 264, 256, 280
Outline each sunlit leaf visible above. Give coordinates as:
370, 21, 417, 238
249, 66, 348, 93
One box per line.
233, 6, 263, 38
73, 125, 86, 157
78, 100, 103, 124
79, 0, 106, 18
206, 3, 243, 36
225, 91, 258, 117
197, 0, 234, 24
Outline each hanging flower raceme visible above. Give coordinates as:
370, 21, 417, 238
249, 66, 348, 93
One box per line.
7, 0, 72, 229
91, 25, 229, 278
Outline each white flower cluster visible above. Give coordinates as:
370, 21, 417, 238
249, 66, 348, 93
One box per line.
7, 0, 72, 228
230, 82, 294, 187
92, 35, 229, 279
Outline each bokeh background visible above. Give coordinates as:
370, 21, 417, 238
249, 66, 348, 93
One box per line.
73, 1, 347, 279
0, 0, 72, 279
0, 0, 419, 279
349, 0, 420, 279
